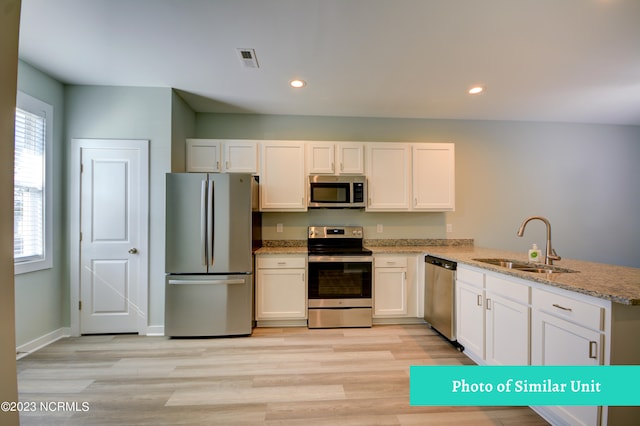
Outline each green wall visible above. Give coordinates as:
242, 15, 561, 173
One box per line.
15, 60, 66, 347
196, 113, 640, 268
65, 85, 173, 330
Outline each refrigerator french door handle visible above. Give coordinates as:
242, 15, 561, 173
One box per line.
200, 179, 208, 266
168, 279, 246, 286
207, 177, 215, 267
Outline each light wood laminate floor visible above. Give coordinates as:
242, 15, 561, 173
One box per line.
17, 325, 549, 425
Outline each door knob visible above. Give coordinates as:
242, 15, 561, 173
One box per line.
128, 248, 138, 254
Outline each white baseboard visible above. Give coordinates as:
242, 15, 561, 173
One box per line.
16, 327, 71, 360
145, 325, 165, 336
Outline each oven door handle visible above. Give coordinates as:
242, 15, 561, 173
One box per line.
308, 256, 374, 263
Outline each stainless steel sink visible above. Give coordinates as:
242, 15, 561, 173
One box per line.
472, 258, 578, 274
473, 258, 530, 269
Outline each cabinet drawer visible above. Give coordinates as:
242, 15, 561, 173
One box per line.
456, 267, 484, 288
257, 256, 306, 269
375, 256, 407, 268
532, 288, 604, 331
486, 274, 530, 304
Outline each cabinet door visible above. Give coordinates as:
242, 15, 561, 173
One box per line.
260, 142, 307, 211
373, 268, 408, 317
532, 310, 602, 426
456, 280, 485, 361
337, 143, 364, 174
224, 140, 258, 174
366, 143, 411, 211
485, 292, 530, 365
307, 142, 335, 174
186, 139, 221, 172
532, 310, 602, 366
412, 143, 455, 211
256, 268, 307, 320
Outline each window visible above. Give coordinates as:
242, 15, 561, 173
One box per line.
14, 92, 52, 274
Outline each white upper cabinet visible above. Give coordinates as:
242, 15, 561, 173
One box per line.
186, 139, 455, 212
223, 140, 259, 174
307, 142, 364, 175
260, 141, 307, 211
186, 139, 258, 174
186, 139, 222, 172
412, 143, 455, 211
365, 143, 412, 211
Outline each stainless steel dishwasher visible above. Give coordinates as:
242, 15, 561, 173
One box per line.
424, 255, 463, 350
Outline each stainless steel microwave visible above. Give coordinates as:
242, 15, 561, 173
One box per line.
308, 175, 367, 208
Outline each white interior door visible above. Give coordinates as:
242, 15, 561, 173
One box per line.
76, 140, 148, 334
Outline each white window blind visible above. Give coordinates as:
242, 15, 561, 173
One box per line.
14, 92, 52, 274
14, 108, 45, 262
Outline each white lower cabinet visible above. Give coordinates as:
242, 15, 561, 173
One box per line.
455, 268, 485, 362
485, 274, 530, 365
255, 255, 307, 325
373, 255, 420, 322
531, 287, 604, 426
456, 266, 640, 426
374, 256, 408, 317
456, 266, 530, 365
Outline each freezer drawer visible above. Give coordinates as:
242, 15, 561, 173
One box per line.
165, 274, 253, 337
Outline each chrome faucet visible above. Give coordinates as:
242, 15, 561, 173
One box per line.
517, 216, 561, 265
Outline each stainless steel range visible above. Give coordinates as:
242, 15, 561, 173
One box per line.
307, 226, 373, 328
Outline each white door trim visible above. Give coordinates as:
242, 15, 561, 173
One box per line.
70, 139, 149, 336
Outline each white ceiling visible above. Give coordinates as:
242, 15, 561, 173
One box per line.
18, 0, 640, 125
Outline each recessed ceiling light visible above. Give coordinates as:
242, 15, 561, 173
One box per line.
290, 79, 306, 88
468, 86, 484, 95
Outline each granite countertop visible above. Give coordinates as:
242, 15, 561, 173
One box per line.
254, 241, 640, 305
254, 246, 308, 255
400, 246, 640, 306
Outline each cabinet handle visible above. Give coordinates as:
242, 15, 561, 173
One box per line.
277, 261, 287, 266
340, 162, 344, 172
589, 341, 598, 359
302, 272, 305, 283
216, 161, 220, 170
486, 298, 492, 310
226, 160, 230, 169
552, 303, 573, 312
477, 294, 483, 306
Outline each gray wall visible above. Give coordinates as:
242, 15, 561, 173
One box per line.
197, 113, 640, 268
1, 0, 20, 421
65, 85, 173, 329
14, 61, 66, 347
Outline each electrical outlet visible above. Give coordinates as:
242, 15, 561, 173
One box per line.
276, 223, 283, 233
446, 224, 453, 233
377, 224, 383, 233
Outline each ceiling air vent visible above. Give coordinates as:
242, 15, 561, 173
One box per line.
236, 48, 259, 68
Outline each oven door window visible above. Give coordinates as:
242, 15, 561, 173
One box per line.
309, 183, 350, 204
308, 261, 372, 299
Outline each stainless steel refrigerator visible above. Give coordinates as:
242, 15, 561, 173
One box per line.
164, 173, 257, 337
